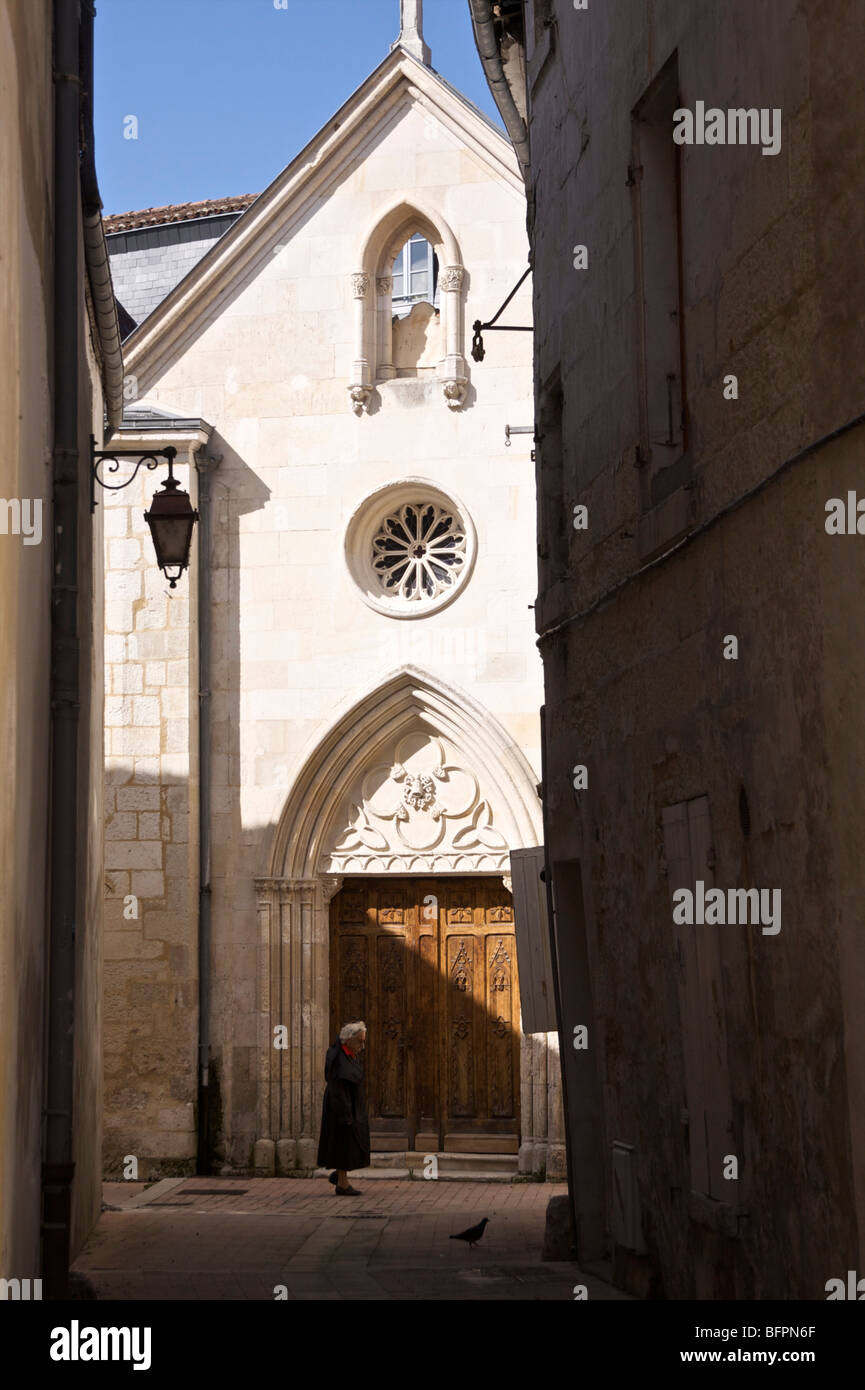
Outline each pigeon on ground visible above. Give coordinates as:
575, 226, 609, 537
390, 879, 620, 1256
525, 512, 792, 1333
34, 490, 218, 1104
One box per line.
450, 1217, 490, 1248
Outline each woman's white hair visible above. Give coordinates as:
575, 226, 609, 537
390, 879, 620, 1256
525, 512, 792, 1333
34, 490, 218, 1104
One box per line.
339, 1020, 367, 1043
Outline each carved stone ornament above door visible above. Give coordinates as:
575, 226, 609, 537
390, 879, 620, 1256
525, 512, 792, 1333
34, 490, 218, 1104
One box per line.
324, 732, 509, 874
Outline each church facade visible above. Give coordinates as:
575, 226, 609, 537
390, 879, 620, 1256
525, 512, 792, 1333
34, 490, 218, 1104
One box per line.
103, 24, 562, 1179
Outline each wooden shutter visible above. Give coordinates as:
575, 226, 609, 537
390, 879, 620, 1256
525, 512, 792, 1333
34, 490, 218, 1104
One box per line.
662, 796, 736, 1201
509, 847, 557, 1034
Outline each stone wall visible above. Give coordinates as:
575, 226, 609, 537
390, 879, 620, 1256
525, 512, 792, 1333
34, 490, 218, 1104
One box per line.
0, 0, 107, 1275
527, 0, 865, 1296
103, 449, 201, 1178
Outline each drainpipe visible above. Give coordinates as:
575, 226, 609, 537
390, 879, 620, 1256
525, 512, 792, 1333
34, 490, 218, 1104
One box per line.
195, 451, 218, 1172
79, 1, 123, 432
42, 0, 83, 1300
467, 0, 531, 186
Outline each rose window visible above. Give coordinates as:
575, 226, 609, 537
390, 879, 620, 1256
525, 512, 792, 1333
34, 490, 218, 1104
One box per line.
345, 480, 476, 618
371, 502, 466, 601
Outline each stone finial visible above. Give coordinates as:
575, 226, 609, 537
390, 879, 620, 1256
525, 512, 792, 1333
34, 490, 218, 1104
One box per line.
390, 0, 431, 66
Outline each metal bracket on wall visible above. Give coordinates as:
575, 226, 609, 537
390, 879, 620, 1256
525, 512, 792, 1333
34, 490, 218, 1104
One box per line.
471, 265, 532, 361
90, 434, 178, 513
504, 423, 538, 460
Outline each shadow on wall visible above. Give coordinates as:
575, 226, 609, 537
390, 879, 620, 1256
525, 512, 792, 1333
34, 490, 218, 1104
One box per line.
392, 302, 441, 375
101, 431, 270, 1180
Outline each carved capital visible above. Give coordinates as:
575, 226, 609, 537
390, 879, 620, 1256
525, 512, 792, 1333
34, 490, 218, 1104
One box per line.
442, 376, 467, 410
351, 272, 371, 299
320, 875, 344, 906
439, 265, 465, 293
376, 275, 393, 296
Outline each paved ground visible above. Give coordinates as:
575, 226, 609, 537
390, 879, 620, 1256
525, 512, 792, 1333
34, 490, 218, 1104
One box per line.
72, 1178, 630, 1300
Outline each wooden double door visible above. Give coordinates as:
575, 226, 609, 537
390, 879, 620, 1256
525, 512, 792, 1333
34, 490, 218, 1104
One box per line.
329, 877, 520, 1154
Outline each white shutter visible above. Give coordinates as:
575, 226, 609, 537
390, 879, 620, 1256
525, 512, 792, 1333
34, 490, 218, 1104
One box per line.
509, 847, 558, 1034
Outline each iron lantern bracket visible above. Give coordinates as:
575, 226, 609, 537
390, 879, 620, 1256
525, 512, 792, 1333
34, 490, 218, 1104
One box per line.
90, 434, 179, 513
470, 265, 532, 362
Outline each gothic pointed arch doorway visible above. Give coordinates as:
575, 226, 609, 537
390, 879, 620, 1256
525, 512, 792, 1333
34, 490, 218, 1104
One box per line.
253, 667, 562, 1174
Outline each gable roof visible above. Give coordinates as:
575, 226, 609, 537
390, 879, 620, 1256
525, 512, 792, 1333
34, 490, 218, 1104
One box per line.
122, 47, 522, 385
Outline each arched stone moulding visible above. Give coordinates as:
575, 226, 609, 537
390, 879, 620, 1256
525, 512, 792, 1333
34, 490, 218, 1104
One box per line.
252, 667, 563, 1177
348, 198, 468, 413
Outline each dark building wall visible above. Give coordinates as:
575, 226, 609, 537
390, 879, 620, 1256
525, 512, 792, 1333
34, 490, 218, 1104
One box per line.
520, 0, 865, 1296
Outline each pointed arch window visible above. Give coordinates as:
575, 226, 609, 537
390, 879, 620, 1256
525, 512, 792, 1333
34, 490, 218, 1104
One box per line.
391, 234, 440, 318
349, 201, 468, 413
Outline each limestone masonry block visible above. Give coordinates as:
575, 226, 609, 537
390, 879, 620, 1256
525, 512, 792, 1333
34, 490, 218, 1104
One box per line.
116, 786, 160, 811
112, 726, 160, 758
109, 538, 142, 570
144, 661, 166, 688
104, 840, 163, 871
130, 871, 165, 899
105, 812, 138, 841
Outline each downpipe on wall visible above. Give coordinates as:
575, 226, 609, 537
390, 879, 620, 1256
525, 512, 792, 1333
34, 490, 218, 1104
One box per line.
195, 450, 220, 1173
42, 0, 83, 1299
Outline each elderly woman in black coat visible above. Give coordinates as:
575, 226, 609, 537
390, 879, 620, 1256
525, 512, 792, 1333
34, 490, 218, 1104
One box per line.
317, 1020, 370, 1195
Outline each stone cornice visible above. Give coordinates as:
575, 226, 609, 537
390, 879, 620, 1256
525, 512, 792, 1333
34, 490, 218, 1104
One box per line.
109, 426, 213, 453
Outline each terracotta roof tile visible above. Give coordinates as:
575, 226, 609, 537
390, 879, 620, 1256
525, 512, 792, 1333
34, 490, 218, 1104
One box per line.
104, 194, 257, 234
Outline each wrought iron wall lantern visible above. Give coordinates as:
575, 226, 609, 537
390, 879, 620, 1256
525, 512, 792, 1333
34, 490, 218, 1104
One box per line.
90, 435, 199, 588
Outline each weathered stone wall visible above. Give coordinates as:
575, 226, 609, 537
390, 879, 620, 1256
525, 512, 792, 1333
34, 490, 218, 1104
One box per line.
0, 0, 53, 1282
103, 452, 200, 1178
530, 0, 865, 1296
0, 0, 107, 1274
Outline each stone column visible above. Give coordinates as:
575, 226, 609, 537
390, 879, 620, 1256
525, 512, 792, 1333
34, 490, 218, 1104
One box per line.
376, 275, 395, 380
438, 264, 467, 409
519, 1028, 536, 1174
533, 1031, 550, 1174
254, 873, 342, 1173
349, 272, 372, 413
545, 1030, 567, 1179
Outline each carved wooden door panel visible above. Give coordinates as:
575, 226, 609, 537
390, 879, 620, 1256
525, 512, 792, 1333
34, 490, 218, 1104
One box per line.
440, 878, 520, 1154
329, 877, 520, 1154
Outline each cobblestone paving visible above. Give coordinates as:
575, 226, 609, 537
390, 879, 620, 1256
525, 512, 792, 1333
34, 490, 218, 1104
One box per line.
75, 1179, 630, 1300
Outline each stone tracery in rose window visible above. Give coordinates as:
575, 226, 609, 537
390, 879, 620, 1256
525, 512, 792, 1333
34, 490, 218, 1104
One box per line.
371, 501, 466, 602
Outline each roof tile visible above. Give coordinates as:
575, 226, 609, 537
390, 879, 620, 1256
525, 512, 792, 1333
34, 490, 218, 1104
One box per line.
104, 193, 257, 234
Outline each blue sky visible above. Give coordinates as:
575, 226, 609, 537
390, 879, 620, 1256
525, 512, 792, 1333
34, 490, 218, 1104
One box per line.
94, 0, 501, 215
